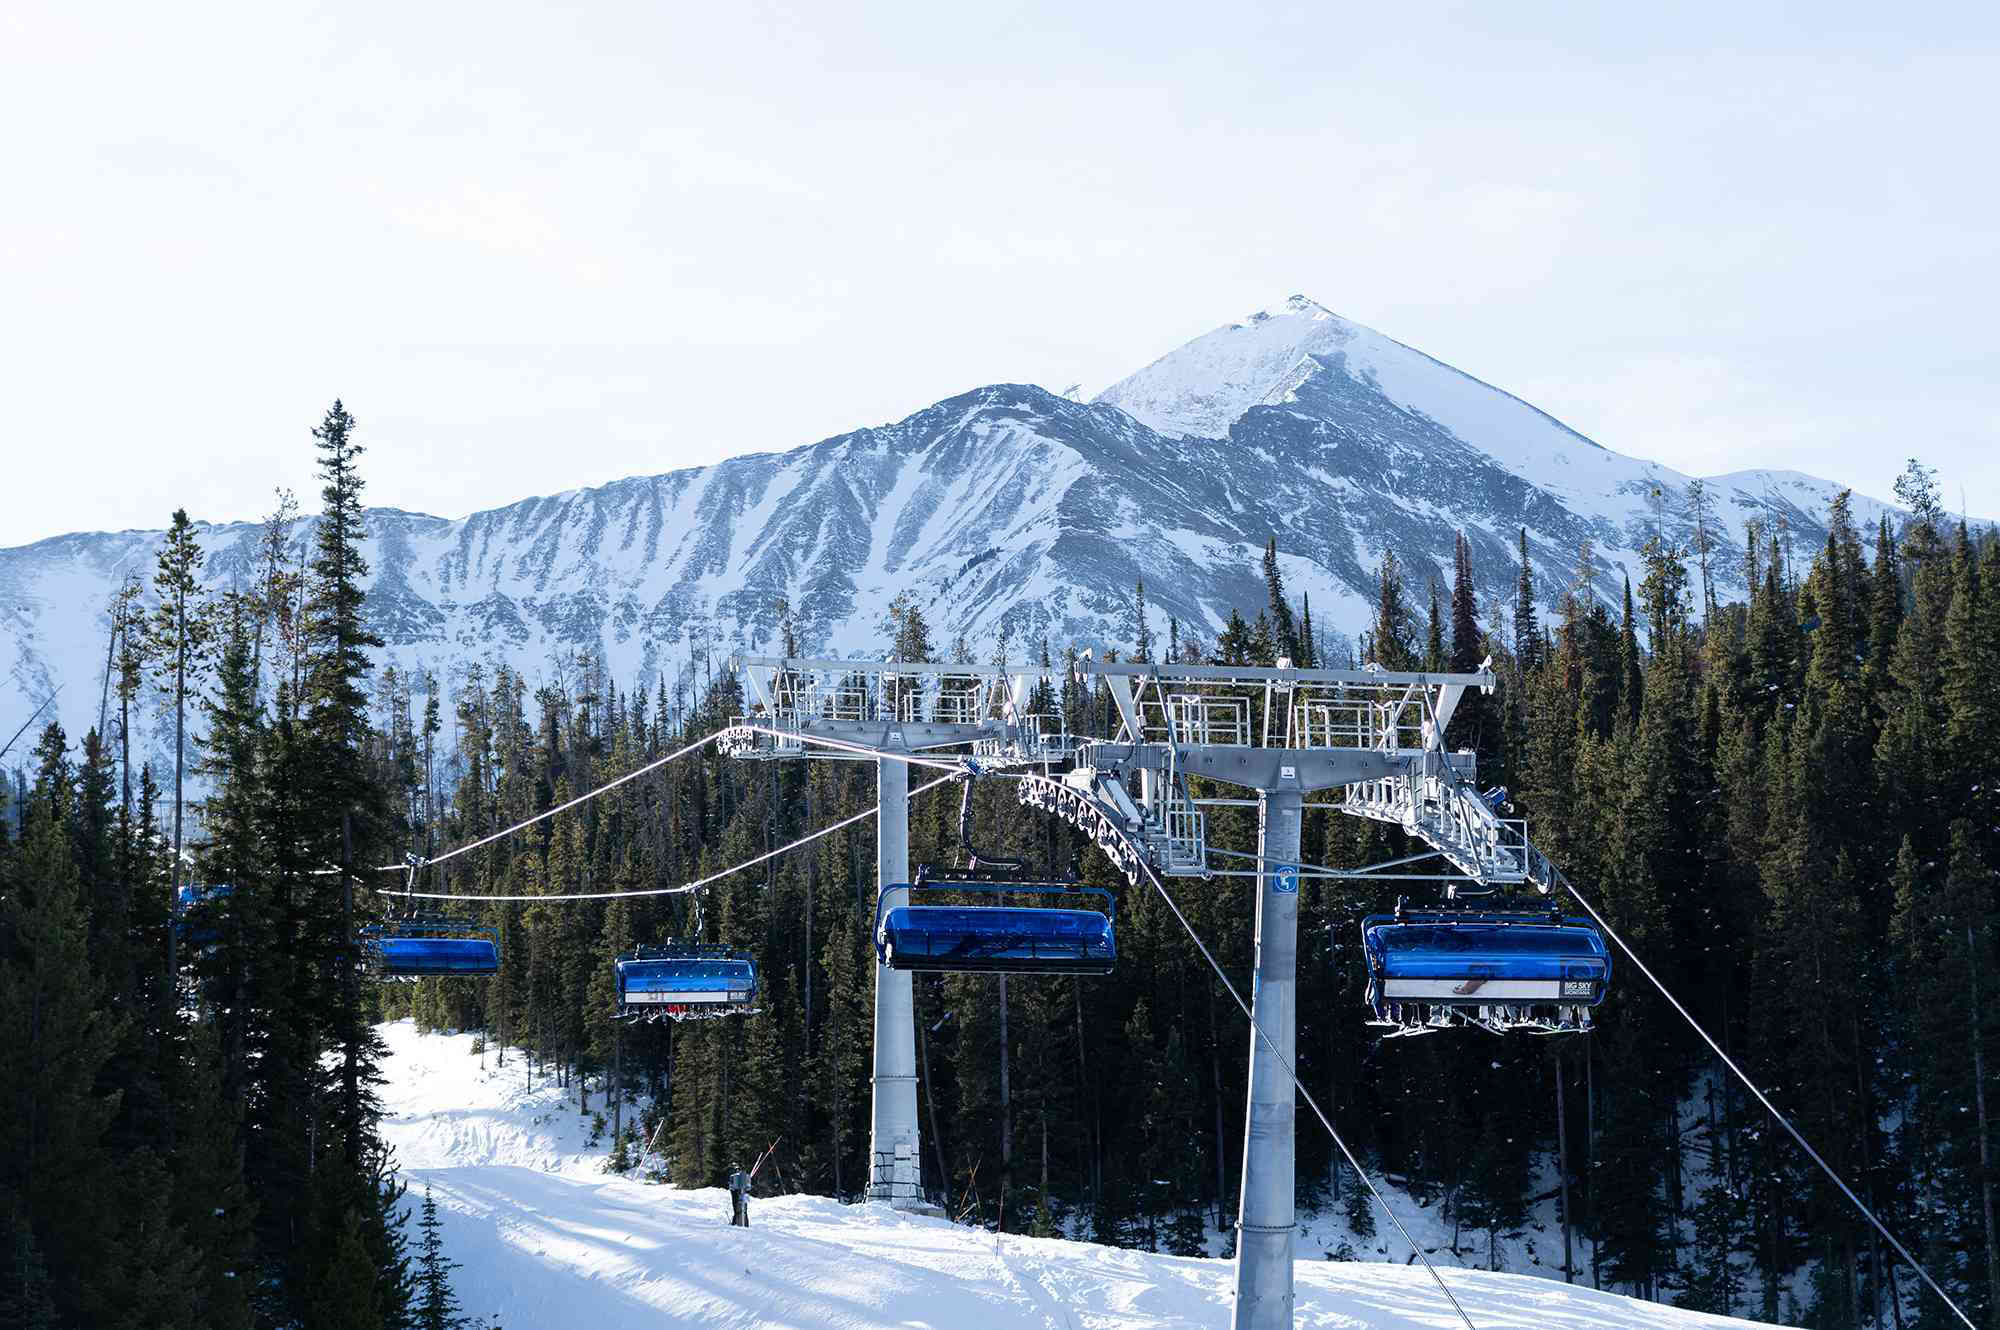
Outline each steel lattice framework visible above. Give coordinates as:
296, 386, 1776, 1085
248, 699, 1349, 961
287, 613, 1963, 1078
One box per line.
721, 652, 1565, 1330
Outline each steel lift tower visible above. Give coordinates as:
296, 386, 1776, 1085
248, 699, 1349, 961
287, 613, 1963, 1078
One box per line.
1042, 657, 1535, 1330
721, 655, 1061, 1209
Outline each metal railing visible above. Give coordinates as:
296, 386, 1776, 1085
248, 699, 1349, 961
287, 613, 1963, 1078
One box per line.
1342, 770, 1551, 891
1164, 693, 1250, 746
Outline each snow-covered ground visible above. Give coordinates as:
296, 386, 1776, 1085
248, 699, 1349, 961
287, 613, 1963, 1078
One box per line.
379, 1020, 1791, 1330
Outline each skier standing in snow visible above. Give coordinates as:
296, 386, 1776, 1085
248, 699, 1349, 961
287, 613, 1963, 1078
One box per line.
728, 1162, 751, 1227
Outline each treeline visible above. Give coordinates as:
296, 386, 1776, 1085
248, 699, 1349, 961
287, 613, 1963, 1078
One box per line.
0, 404, 473, 1330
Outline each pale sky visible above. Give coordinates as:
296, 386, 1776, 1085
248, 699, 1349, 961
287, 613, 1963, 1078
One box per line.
3, 1, 1996, 545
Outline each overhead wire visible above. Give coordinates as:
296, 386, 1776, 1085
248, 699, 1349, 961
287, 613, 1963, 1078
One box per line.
309, 658, 1965, 1327
1026, 777, 1475, 1326
1229, 776, 1974, 1326
1557, 871, 1976, 1330
382, 769, 964, 903
405, 729, 722, 872
306, 729, 726, 877
1128, 850, 1481, 1330
334, 719, 971, 885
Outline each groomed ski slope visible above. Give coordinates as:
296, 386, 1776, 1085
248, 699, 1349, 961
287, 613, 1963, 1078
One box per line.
380, 1021, 1791, 1330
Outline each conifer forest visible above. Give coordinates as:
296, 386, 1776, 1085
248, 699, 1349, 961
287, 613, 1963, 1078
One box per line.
4, 405, 1998, 1330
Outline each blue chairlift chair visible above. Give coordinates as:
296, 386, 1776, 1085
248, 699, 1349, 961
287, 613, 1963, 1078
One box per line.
615, 944, 758, 1021
1360, 909, 1609, 1035
360, 917, 501, 979
175, 883, 234, 948
875, 875, 1116, 977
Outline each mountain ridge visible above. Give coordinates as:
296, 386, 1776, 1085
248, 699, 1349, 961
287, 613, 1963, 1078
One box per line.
3, 297, 1915, 787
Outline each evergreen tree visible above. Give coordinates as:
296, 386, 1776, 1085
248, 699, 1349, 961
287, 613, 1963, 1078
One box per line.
147, 506, 212, 986
813, 856, 872, 1196
1450, 532, 1482, 671
302, 400, 389, 1170
1131, 580, 1153, 663
1944, 530, 2000, 857
1864, 517, 1902, 703
198, 595, 269, 1109
1679, 1182, 1748, 1315
1893, 458, 1945, 555
168, 1020, 254, 1330
1343, 1165, 1377, 1247
1370, 551, 1417, 671
1618, 575, 1642, 729
1515, 528, 1541, 671
1891, 826, 2000, 1325
0, 741, 138, 1324
414, 1186, 468, 1330
1686, 478, 1718, 624
308, 1208, 383, 1330
1876, 512, 1956, 856
1424, 579, 1444, 672
1262, 538, 1299, 662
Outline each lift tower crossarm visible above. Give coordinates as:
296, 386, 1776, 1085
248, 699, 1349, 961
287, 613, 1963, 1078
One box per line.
727, 653, 1068, 762
1073, 659, 1495, 688
1072, 658, 1493, 750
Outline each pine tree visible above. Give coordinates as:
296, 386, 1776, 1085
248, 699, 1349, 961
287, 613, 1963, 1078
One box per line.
1864, 516, 1902, 702
1893, 458, 1945, 558
1450, 532, 1481, 671
78, 722, 173, 1160
1131, 580, 1153, 663
1686, 479, 1717, 625
1370, 551, 1417, 671
1746, 532, 1805, 731
1876, 515, 1956, 856
198, 595, 269, 1108
0, 744, 130, 1323
1343, 1165, 1377, 1246
1679, 1182, 1747, 1315
1618, 575, 1642, 729
95, 1153, 205, 1330
1263, 538, 1299, 662
147, 506, 212, 987
414, 1186, 468, 1330
813, 857, 872, 1196
302, 400, 389, 1170
1424, 579, 1444, 672
1515, 528, 1541, 671
1943, 529, 2000, 858
168, 1020, 254, 1330
308, 1208, 383, 1330
1891, 826, 2000, 1324
588, 897, 634, 1136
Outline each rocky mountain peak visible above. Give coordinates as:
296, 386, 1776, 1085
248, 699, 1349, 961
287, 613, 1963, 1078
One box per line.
2, 299, 1917, 794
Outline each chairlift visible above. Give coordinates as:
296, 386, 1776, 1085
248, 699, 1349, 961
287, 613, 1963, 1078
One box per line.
615, 944, 758, 1022
875, 870, 1116, 976
1360, 907, 1609, 1036
175, 883, 233, 947
875, 769, 1116, 976
360, 917, 500, 979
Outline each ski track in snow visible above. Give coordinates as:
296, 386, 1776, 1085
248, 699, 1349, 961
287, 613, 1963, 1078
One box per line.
379, 1021, 1792, 1330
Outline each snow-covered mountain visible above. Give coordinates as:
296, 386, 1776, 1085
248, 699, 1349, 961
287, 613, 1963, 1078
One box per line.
381, 1020, 1790, 1329
2, 295, 1905, 777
